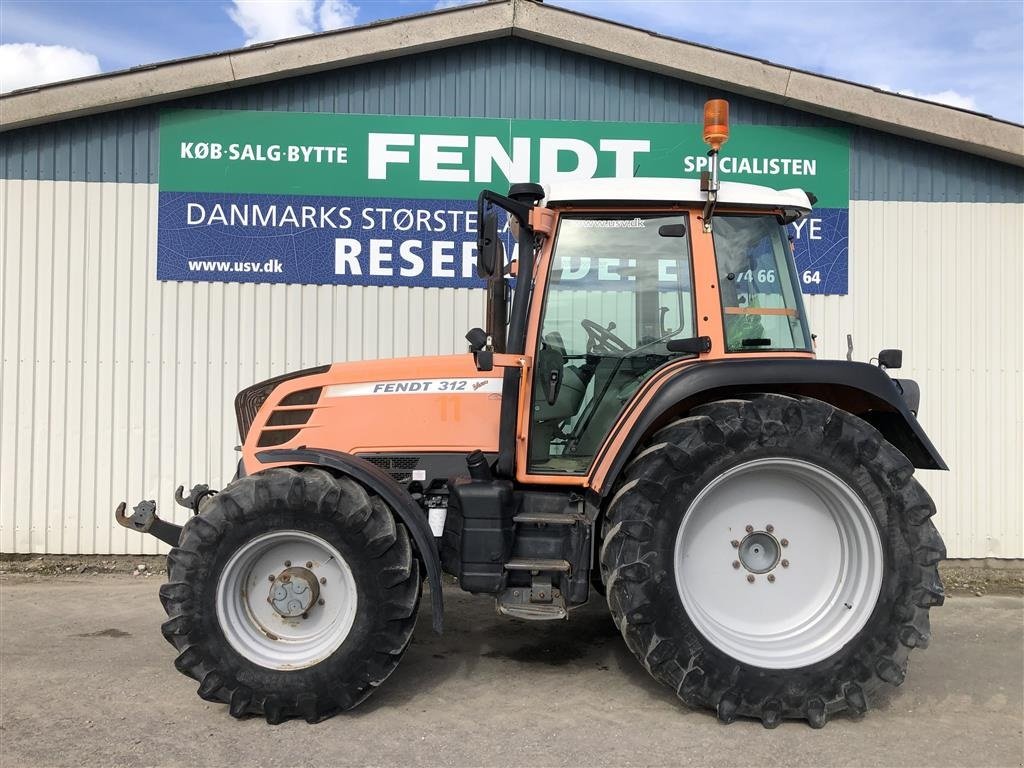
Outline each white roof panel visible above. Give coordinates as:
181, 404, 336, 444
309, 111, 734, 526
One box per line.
543, 178, 814, 212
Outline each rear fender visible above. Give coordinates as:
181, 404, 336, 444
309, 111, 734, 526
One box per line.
255, 448, 445, 633
595, 359, 946, 496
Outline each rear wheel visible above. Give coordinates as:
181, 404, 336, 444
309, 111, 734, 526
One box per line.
160, 467, 420, 723
601, 394, 945, 728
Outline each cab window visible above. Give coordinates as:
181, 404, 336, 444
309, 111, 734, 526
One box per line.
712, 215, 811, 352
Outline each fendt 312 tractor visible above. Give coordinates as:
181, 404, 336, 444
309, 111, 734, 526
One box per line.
116, 101, 947, 728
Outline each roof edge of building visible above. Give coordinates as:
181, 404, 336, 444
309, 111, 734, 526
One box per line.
510, 2, 1024, 167
1, 0, 1021, 168
0, 1, 515, 132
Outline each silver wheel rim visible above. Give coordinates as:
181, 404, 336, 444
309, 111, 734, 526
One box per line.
216, 530, 358, 671
673, 458, 883, 669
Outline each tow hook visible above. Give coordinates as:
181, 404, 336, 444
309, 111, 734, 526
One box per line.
174, 484, 218, 515
114, 500, 184, 547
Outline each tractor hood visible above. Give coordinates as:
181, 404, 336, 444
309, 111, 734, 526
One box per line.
239, 354, 504, 472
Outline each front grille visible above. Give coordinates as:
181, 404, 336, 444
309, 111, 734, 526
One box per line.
256, 388, 323, 448
366, 456, 421, 483
235, 365, 329, 441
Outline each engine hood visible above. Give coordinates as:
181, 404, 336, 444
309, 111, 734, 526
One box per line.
240, 354, 504, 470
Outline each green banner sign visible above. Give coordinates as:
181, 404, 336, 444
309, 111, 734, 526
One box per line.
157, 109, 850, 292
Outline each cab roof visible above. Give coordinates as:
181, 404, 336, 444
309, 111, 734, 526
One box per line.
543, 178, 814, 214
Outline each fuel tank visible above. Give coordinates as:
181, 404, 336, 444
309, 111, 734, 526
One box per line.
239, 355, 504, 474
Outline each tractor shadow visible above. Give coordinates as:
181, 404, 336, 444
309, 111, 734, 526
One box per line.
355, 583, 680, 715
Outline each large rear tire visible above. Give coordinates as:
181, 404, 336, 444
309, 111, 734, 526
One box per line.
160, 467, 421, 723
601, 394, 945, 728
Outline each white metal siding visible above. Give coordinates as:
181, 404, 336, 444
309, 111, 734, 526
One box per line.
0, 180, 485, 554
806, 200, 1024, 559
1, 180, 1021, 557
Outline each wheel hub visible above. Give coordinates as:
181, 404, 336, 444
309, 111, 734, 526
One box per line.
737, 531, 780, 574
216, 530, 358, 671
269, 567, 321, 618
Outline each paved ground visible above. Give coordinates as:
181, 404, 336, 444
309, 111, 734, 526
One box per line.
1, 575, 1021, 768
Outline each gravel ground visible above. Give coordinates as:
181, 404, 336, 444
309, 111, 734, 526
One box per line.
3, 554, 1021, 595
1, 570, 1022, 768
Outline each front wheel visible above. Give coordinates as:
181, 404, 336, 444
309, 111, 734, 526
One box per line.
601, 394, 945, 728
160, 467, 421, 723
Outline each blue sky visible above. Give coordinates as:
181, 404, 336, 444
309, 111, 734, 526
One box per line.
1, 0, 1021, 123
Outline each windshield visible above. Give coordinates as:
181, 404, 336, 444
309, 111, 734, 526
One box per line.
528, 213, 696, 474
712, 215, 812, 352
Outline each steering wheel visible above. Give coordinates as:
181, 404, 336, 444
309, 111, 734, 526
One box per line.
581, 318, 631, 355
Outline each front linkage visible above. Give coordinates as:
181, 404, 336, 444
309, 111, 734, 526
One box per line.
114, 483, 218, 546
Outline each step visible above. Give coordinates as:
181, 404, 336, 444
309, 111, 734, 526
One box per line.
504, 558, 571, 573
513, 511, 580, 525
497, 601, 568, 621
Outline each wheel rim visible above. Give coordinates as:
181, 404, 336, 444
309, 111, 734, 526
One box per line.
673, 458, 883, 669
216, 530, 358, 671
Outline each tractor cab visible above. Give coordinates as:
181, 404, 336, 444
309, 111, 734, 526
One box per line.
471, 126, 818, 486
517, 178, 815, 474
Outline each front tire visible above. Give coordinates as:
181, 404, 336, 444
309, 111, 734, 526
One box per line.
601, 394, 945, 728
160, 467, 421, 723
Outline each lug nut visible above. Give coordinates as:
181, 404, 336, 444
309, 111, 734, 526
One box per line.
306, 561, 313, 568
768, 574, 776, 583
284, 560, 291, 567
766, 524, 774, 533
781, 559, 790, 568
745, 525, 754, 533
732, 560, 741, 569
268, 574, 275, 582
317, 598, 325, 606
781, 539, 789, 547
731, 539, 740, 548
746, 574, 755, 583
320, 577, 327, 584
301, 612, 308, 619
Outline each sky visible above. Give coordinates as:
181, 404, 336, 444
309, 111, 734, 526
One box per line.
1, 0, 1021, 124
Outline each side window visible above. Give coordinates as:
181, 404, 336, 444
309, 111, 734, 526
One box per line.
713, 216, 811, 352
528, 214, 695, 474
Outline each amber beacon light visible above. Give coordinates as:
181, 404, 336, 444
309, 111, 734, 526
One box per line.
703, 99, 730, 151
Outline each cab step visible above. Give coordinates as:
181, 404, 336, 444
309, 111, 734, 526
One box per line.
497, 601, 568, 621
513, 511, 581, 525
504, 558, 571, 573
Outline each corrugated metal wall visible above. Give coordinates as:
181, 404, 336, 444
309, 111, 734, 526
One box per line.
2, 179, 1021, 557
805, 201, 1023, 559
2, 39, 1022, 203
2, 37, 1023, 556
0, 180, 485, 554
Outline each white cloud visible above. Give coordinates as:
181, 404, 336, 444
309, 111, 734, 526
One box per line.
227, 0, 358, 46
875, 84, 979, 112
0, 43, 101, 93
319, 0, 358, 30
551, 0, 1022, 123
227, 1, 317, 45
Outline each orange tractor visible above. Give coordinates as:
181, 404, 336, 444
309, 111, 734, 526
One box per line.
116, 101, 946, 728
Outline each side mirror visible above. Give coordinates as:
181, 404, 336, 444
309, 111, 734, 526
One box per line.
878, 349, 903, 369
476, 207, 505, 279
666, 336, 712, 355
658, 223, 687, 238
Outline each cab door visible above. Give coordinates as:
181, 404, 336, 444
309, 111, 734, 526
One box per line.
516, 211, 699, 484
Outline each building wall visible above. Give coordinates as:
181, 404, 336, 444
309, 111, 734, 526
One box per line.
1, 38, 1022, 556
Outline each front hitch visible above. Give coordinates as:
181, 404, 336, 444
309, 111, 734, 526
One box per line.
114, 500, 184, 547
